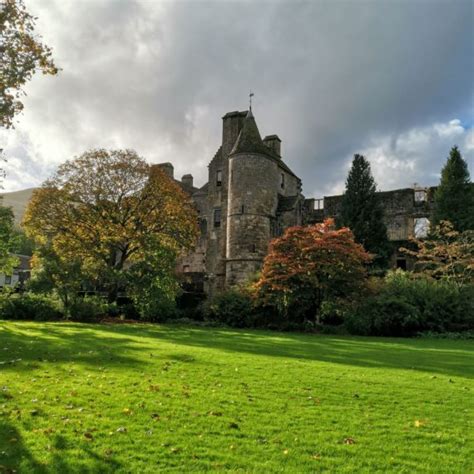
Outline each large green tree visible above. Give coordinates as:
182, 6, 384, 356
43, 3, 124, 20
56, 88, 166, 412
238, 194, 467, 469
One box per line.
339, 154, 390, 265
23, 149, 198, 305
1, 0, 58, 128
433, 146, 473, 231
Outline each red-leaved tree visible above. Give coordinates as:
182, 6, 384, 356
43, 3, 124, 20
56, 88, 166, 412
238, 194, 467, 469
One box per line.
254, 219, 372, 323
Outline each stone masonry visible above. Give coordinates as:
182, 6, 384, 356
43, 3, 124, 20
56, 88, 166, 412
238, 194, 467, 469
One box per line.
156, 108, 435, 294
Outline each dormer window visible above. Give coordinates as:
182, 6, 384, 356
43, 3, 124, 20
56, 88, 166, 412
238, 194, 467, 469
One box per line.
280, 173, 285, 189
216, 170, 222, 187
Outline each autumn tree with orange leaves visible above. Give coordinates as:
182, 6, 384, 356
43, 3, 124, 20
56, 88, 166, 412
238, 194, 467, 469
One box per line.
23, 149, 198, 307
254, 219, 371, 323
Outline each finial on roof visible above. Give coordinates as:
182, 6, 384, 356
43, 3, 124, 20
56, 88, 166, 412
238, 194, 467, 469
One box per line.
249, 90, 254, 111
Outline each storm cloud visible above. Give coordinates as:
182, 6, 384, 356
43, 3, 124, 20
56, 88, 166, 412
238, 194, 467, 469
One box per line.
1, 0, 473, 197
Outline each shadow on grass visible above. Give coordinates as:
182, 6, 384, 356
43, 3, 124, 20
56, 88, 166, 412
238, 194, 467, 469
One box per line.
0, 321, 472, 378
0, 322, 144, 373
0, 420, 121, 473
98, 324, 474, 379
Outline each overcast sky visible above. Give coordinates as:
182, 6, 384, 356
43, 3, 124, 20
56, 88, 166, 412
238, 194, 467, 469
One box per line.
1, 0, 473, 197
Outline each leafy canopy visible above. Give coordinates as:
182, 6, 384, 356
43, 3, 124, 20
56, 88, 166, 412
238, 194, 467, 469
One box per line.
433, 146, 473, 231
23, 149, 198, 303
339, 154, 389, 265
1, 0, 58, 128
255, 218, 371, 322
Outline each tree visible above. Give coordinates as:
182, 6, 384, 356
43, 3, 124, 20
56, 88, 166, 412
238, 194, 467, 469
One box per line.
254, 219, 371, 323
402, 220, 473, 287
0, 204, 18, 274
433, 146, 474, 231
339, 154, 390, 266
27, 244, 83, 309
1, 0, 58, 128
23, 149, 198, 304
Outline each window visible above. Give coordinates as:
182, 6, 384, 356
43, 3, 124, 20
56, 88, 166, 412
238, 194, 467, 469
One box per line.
396, 259, 407, 271
414, 190, 427, 203
4, 275, 11, 285
315, 198, 324, 210
241, 205, 245, 214
280, 173, 285, 189
183, 265, 190, 273
216, 170, 222, 187
249, 243, 256, 253
199, 218, 207, 236
214, 208, 221, 228
414, 217, 430, 238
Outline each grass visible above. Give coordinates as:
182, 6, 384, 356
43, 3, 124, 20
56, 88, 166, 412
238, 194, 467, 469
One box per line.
0, 322, 472, 473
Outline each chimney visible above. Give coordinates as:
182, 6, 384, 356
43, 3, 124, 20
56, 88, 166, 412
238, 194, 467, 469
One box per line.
181, 174, 193, 188
155, 162, 174, 179
221, 111, 247, 156
263, 135, 281, 157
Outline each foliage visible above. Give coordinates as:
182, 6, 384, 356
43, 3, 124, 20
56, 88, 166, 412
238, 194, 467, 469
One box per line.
339, 154, 390, 265
433, 146, 474, 231
254, 218, 371, 323
0, 204, 18, 274
23, 149, 198, 303
402, 220, 473, 287
67, 295, 108, 322
127, 247, 180, 322
0, 0, 58, 128
0, 292, 62, 321
345, 270, 474, 336
27, 244, 84, 308
0, 322, 472, 473
203, 289, 254, 328
11, 229, 34, 255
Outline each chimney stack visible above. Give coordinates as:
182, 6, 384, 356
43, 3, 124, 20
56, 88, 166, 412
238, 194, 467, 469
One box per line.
263, 135, 281, 157
154, 162, 174, 179
181, 174, 194, 188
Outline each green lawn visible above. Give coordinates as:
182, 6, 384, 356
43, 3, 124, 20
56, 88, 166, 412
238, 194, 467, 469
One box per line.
0, 322, 472, 473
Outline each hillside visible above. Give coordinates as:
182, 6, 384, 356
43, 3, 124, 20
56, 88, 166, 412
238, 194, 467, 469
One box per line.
0, 188, 35, 226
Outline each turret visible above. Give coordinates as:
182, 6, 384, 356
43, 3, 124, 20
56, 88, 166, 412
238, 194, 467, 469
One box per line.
225, 108, 280, 287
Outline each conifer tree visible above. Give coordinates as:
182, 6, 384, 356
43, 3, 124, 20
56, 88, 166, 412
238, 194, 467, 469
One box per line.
339, 154, 390, 265
433, 146, 473, 231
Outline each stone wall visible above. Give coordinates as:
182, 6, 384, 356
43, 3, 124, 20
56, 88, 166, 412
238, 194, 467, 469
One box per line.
226, 152, 279, 286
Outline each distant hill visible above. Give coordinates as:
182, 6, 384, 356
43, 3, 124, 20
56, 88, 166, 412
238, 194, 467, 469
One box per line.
0, 188, 36, 227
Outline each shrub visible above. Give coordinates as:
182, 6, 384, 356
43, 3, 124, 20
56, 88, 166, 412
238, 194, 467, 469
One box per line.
0, 293, 63, 321
68, 296, 108, 322
203, 290, 254, 328
136, 290, 178, 323
345, 270, 474, 336
345, 296, 421, 337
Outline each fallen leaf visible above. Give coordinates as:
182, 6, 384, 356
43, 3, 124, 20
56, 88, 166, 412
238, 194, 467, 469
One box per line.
343, 437, 356, 445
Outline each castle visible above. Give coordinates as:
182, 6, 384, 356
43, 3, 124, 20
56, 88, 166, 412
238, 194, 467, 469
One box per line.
154, 108, 436, 296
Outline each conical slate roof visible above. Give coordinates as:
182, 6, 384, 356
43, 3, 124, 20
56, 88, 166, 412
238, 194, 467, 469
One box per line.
230, 109, 276, 157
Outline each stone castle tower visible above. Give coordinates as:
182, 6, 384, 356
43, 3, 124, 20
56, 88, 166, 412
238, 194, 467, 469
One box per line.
164, 106, 438, 295
172, 108, 303, 295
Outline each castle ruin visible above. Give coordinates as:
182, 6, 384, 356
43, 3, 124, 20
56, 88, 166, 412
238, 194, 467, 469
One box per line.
154, 108, 435, 295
